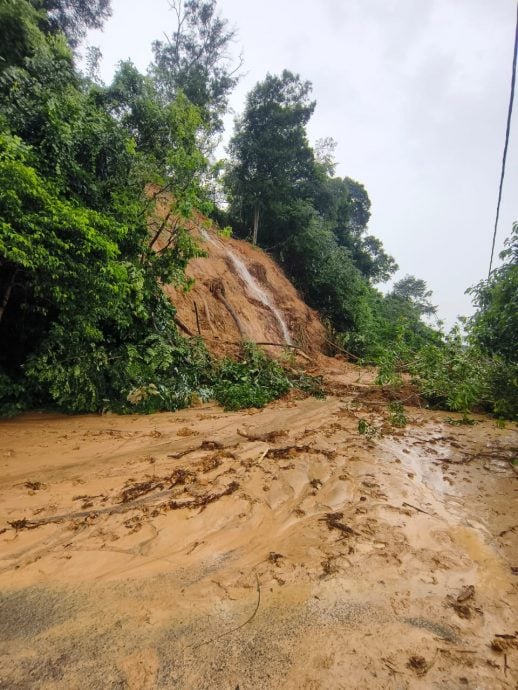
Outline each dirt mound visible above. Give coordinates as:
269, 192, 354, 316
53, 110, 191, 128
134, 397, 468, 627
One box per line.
163, 222, 327, 357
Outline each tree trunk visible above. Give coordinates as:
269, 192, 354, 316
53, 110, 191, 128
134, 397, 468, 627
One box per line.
193, 301, 201, 335
252, 205, 260, 245
215, 293, 246, 339
174, 315, 195, 336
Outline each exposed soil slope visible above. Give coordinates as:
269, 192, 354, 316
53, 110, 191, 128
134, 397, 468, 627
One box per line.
1, 368, 517, 689
163, 223, 327, 356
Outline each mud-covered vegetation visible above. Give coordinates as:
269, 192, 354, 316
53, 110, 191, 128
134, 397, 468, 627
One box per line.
0, 0, 516, 418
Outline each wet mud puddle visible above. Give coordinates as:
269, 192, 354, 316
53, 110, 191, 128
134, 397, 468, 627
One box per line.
0, 395, 517, 689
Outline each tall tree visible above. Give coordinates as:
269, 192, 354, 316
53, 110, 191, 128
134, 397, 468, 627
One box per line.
390, 275, 437, 317
226, 70, 316, 245
313, 175, 397, 283
151, 0, 240, 135
32, 0, 111, 46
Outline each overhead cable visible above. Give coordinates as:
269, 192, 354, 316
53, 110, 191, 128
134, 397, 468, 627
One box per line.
488, 0, 518, 276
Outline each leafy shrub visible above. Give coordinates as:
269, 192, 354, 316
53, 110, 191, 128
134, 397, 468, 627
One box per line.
213, 342, 323, 411
372, 323, 517, 420
388, 401, 407, 427
213, 342, 293, 411
409, 329, 490, 413
218, 225, 233, 238
485, 359, 518, 420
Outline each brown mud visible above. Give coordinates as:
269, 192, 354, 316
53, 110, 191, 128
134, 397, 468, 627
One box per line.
163, 222, 328, 357
1, 370, 517, 689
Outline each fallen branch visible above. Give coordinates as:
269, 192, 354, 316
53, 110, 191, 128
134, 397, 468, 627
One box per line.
237, 428, 288, 442
320, 512, 358, 537
167, 481, 239, 511
402, 502, 433, 516
118, 468, 195, 503
213, 292, 247, 338
7, 519, 40, 532
193, 301, 201, 335
438, 648, 477, 654
190, 573, 261, 649
266, 444, 336, 460
174, 315, 194, 336
324, 336, 361, 361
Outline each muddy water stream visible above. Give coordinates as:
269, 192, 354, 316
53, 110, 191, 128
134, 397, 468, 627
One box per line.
0, 386, 517, 689
200, 228, 292, 344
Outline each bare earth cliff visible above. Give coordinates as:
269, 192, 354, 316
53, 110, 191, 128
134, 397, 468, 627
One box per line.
163, 225, 327, 356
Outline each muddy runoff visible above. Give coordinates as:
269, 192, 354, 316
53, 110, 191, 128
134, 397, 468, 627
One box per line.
0, 383, 517, 689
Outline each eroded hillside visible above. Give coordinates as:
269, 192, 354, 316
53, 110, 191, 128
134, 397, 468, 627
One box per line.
163, 223, 327, 357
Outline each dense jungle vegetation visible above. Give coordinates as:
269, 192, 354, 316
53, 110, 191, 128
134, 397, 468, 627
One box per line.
0, 0, 516, 418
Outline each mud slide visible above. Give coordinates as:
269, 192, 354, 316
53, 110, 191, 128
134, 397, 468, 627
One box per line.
162, 224, 327, 357
0, 365, 517, 689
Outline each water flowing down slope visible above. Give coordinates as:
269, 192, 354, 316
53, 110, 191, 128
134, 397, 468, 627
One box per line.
163, 225, 326, 355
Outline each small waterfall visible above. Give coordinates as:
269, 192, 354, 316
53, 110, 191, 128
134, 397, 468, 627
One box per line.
200, 229, 292, 344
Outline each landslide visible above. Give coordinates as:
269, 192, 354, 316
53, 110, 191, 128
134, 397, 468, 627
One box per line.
1, 208, 517, 690
162, 220, 327, 357
0, 380, 517, 689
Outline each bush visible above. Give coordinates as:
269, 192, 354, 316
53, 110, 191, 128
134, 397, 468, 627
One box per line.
213, 342, 293, 410
409, 329, 490, 413
213, 342, 323, 411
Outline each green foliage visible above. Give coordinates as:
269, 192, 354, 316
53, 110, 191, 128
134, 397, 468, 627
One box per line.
35, 0, 112, 47
218, 225, 233, 238
364, 283, 443, 366
0, 371, 28, 417
316, 176, 398, 284
0, 0, 45, 70
388, 401, 407, 427
151, 0, 240, 134
1, 29, 135, 208
372, 319, 517, 420
460, 224, 518, 419
226, 70, 316, 246
283, 219, 374, 338
390, 275, 437, 317
213, 342, 293, 410
358, 418, 379, 439
484, 358, 518, 420
467, 223, 518, 363
0, 0, 219, 416
402, 328, 489, 412
212, 342, 323, 411
0, 134, 136, 391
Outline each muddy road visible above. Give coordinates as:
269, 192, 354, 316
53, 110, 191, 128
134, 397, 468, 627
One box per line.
0, 380, 517, 689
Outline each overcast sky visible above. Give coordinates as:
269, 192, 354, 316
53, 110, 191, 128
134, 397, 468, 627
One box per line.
86, 0, 518, 327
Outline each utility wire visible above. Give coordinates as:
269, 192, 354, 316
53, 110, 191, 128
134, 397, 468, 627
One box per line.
489, 0, 518, 276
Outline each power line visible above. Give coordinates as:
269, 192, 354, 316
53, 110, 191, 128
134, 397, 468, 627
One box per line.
489, 0, 518, 276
